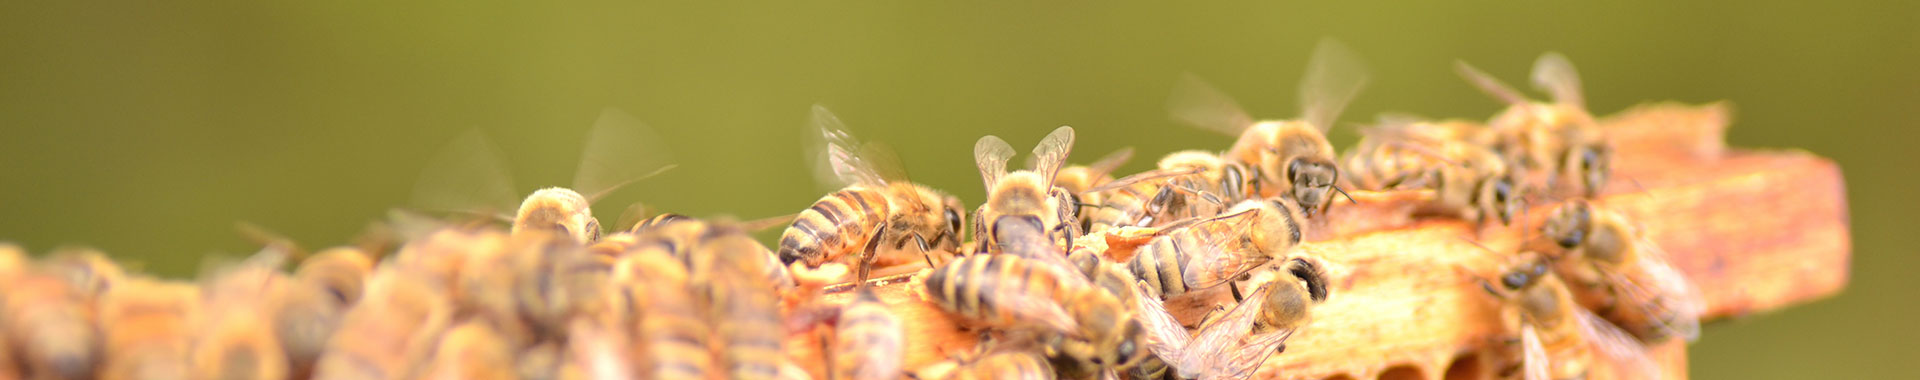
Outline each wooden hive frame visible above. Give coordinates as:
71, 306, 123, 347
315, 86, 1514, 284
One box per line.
781, 102, 1851, 380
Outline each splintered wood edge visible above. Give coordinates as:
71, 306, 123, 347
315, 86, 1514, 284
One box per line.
780, 104, 1850, 380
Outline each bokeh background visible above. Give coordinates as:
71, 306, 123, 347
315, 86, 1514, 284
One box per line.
2, 2, 1913, 378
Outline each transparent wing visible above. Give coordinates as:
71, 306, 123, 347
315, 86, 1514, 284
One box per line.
1455, 60, 1531, 106
813, 105, 891, 189
1531, 52, 1586, 110
1169, 73, 1255, 136
1576, 309, 1659, 380
574, 107, 676, 203
990, 217, 1088, 288
1085, 166, 1206, 194
1521, 324, 1550, 380
1611, 234, 1704, 342
990, 283, 1079, 335
1216, 328, 1294, 380
1298, 38, 1370, 132
615, 202, 652, 232
410, 128, 518, 220
1031, 126, 1077, 189
1179, 210, 1268, 290
1085, 147, 1136, 178
1188, 282, 1269, 359
974, 135, 1015, 191
1131, 281, 1193, 359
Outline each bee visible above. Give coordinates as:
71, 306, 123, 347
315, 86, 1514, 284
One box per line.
1044, 288, 1148, 376
191, 251, 297, 380
1342, 117, 1523, 226
1080, 164, 1211, 233
293, 247, 376, 308
312, 267, 456, 380
613, 249, 713, 380
1130, 274, 1296, 380
781, 105, 967, 280
39, 246, 126, 300
1130, 198, 1305, 300
1168, 39, 1368, 216
921, 251, 1082, 336
3, 271, 101, 380
1539, 200, 1704, 343
1050, 147, 1137, 232
697, 223, 794, 380
96, 278, 198, 380
973, 125, 1078, 253
411, 107, 675, 243
1474, 252, 1656, 380
1456, 53, 1611, 198
833, 288, 905, 380
909, 347, 1054, 380
416, 319, 519, 380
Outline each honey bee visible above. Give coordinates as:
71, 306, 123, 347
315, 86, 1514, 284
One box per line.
96, 278, 198, 380
312, 267, 456, 380
1168, 39, 1368, 216
411, 107, 675, 243
697, 222, 795, 380
909, 347, 1054, 380
782, 105, 967, 280
1343, 117, 1523, 226
1455, 53, 1611, 197
191, 251, 299, 380
973, 125, 1079, 253
1538, 200, 1704, 343
972, 218, 1147, 376
1130, 274, 1296, 380
417, 319, 519, 380
1129, 198, 1305, 300
1050, 147, 1136, 232
613, 249, 713, 380
40, 246, 126, 300
921, 251, 1081, 336
1079, 164, 1211, 233
833, 288, 905, 380
2, 270, 100, 380
1474, 252, 1656, 380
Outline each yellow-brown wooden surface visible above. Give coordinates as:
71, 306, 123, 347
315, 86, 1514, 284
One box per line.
781, 104, 1850, 380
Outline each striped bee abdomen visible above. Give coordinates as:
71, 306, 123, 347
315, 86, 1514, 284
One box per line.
778, 187, 891, 267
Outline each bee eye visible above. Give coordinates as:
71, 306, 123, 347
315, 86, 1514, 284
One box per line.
944, 209, 962, 233
1501, 271, 1529, 290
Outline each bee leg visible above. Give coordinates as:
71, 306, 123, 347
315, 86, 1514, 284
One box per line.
857, 224, 889, 282
1230, 281, 1245, 303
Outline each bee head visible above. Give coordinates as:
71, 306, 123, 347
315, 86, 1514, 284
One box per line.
1543, 200, 1593, 250
1284, 156, 1341, 215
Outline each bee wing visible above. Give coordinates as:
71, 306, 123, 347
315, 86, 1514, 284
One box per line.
1604, 235, 1704, 342
991, 283, 1079, 335
1576, 309, 1660, 380
813, 105, 893, 189
1084, 167, 1206, 194
1530, 52, 1586, 110
1214, 328, 1294, 380
1454, 60, 1532, 106
1298, 38, 1370, 132
1085, 147, 1136, 178
1168, 73, 1255, 136
991, 217, 1090, 287
1521, 324, 1551, 380
1178, 211, 1268, 290
410, 128, 518, 221
616, 202, 653, 232
1188, 282, 1270, 360
1032, 126, 1076, 189
573, 108, 676, 203
975, 135, 1015, 191
1131, 280, 1193, 356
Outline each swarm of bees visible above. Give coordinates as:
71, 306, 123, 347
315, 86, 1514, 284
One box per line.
0, 40, 1711, 380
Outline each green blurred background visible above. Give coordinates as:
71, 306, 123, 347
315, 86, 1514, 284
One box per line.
2, 1, 1912, 378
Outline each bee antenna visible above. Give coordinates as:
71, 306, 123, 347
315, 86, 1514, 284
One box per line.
1332, 185, 1358, 205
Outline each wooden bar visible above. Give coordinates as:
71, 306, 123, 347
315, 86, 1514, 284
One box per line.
781, 104, 1850, 380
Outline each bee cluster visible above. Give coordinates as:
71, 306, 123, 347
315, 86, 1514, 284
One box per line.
0, 41, 1711, 380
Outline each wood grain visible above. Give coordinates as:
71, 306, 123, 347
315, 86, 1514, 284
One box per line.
781, 104, 1850, 380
